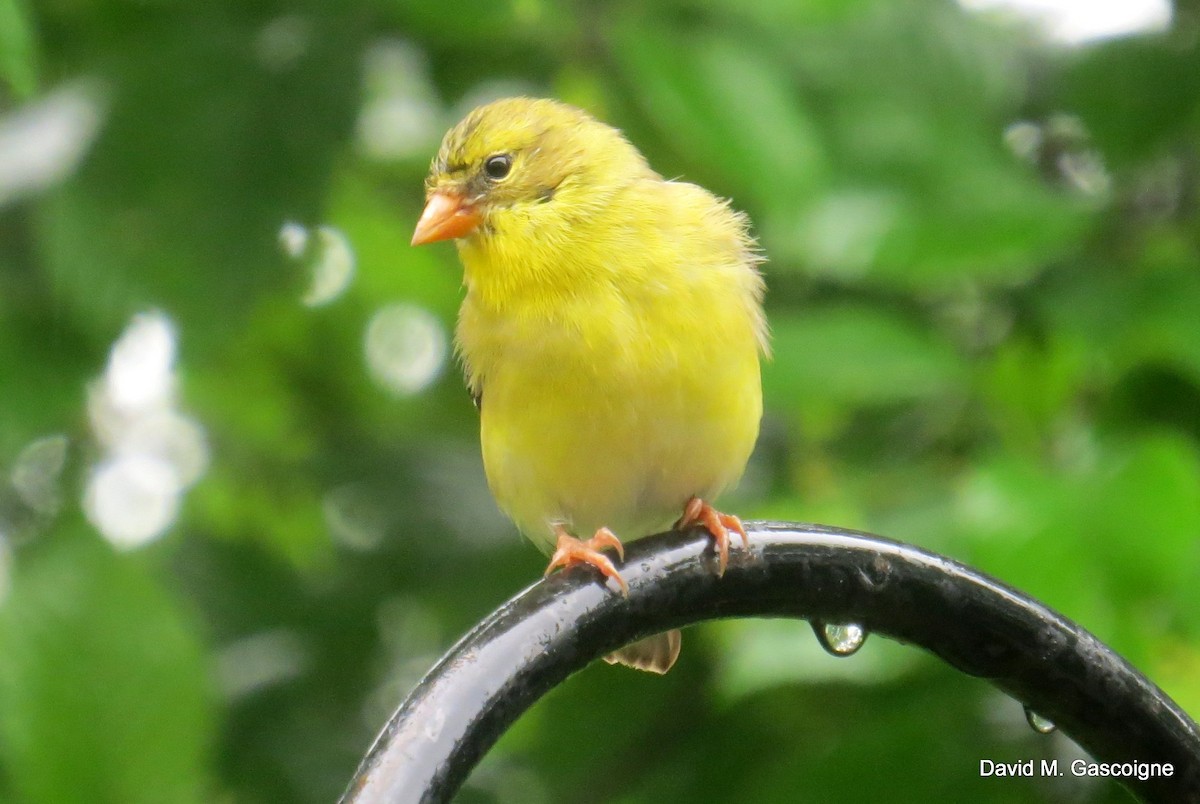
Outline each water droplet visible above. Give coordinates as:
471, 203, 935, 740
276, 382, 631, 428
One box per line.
280, 222, 356, 307
812, 621, 867, 657
364, 303, 447, 395
1024, 705, 1057, 734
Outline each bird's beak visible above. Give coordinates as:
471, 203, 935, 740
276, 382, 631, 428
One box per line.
411, 190, 482, 246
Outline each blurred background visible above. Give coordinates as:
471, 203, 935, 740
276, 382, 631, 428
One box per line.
1, 0, 1198, 801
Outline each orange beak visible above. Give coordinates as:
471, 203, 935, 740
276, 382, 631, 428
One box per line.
411, 190, 482, 246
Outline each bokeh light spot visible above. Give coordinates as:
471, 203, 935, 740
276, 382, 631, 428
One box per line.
104, 312, 176, 412
356, 40, 442, 161
323, 484, 387, 551
960, 0, 1171, 45
11, 434, 69, 516
84, 312, 208, 549
280, 221, 357, 307
364, 303, 447, 396
84, 453, 182, 550
255, 14, 311, 71
0, 81, 106, 207
217, 629, 310, 699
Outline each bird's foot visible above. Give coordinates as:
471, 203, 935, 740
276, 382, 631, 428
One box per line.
676, 496, 748, 577
544, 524, 629, 596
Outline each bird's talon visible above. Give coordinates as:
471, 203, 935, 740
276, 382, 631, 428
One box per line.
677, 496, 748, 577
724, 512, 750, 549
544, 525, 629, 596
590, 526, 625, 561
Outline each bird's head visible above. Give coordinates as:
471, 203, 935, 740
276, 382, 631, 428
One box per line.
412, 97, 650, 246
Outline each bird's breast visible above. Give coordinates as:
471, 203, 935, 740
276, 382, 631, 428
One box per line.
458, 288, 762, 551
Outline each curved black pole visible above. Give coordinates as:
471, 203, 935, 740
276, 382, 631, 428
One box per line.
340, 523, 1200, 803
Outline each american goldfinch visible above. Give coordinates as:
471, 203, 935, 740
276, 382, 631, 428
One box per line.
413, 98, 767, 673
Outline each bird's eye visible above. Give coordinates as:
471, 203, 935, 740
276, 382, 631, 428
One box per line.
484, 154, 513, 180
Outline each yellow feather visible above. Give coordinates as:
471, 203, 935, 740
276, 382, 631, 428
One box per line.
423, 97, 768, 553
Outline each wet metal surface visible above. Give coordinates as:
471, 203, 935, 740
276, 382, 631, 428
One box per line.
341, 523, 1200, 803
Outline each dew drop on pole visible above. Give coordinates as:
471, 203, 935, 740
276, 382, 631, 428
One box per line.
811, 621, 867, 657
1023, 704, 1057, 734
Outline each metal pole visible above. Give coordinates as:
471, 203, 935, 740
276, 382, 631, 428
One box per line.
340, 523, 1200, 803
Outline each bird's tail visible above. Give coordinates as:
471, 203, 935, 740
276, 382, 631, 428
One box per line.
604, 629, 682, 674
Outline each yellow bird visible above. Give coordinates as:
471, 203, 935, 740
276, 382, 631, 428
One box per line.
412, 97, 768, 673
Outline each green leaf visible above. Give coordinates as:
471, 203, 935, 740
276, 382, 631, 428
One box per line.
36, 5, 366, 352
384, 0, 571, 47
676, 0, 879, 28
953, 456, 1115, 636
327, 169, 463, 320
978, 337, 1089, 454
763, 304, 965, 411
1038, 260, 1200, 384
0, 0, 37, 98
1063, 37, 1200, 165
608, 11, 827, 203
713, 619, 922, 702
1086, 434, 1200, 595
0, 527, 214, 804
895, 176, 1088, 288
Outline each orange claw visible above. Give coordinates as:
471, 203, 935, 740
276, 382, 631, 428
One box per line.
544, 525, 629, 596
677, 496, 749, 577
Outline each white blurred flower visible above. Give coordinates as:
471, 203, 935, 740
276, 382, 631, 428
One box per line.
84, 311, 208, 549
0, 82, 106, 207
959, 0, 1170, 45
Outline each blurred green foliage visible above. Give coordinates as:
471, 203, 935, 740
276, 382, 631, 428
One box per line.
1, 0, 1198, 801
